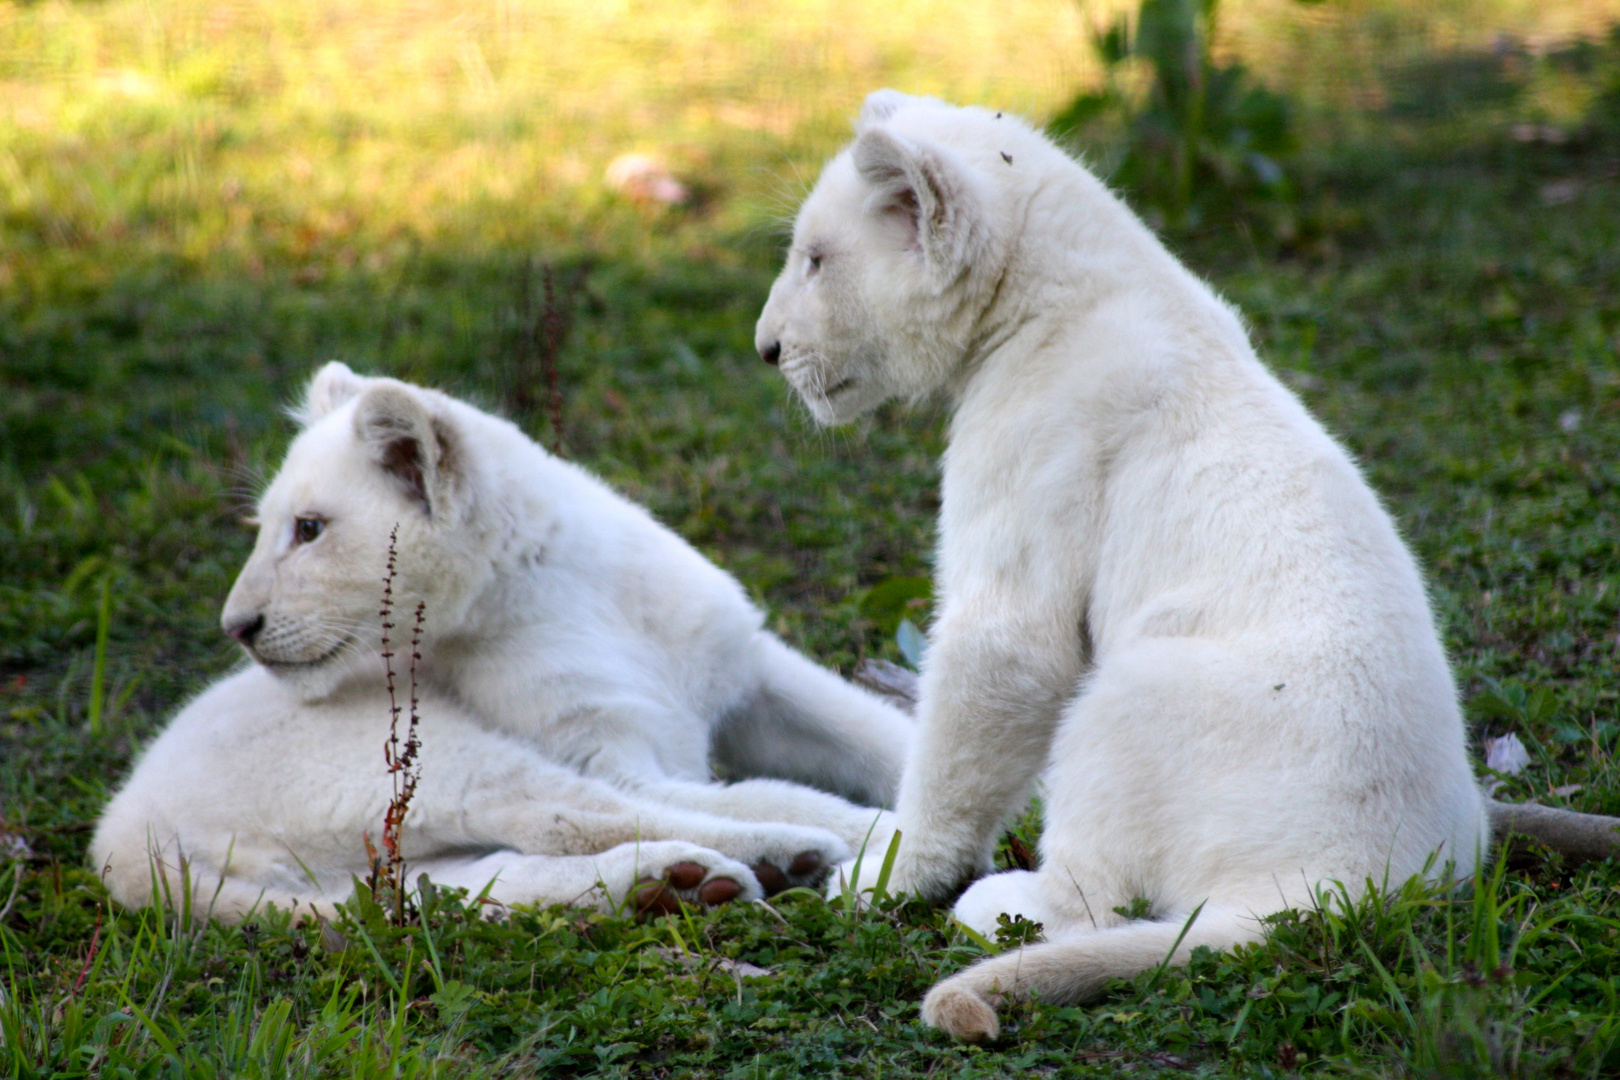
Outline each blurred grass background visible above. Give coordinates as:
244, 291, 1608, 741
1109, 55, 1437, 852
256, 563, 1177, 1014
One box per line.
3, 1, 1620, 1075
6, 0, 1619, 288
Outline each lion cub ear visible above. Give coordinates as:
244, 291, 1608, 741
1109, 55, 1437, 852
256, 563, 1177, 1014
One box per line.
853, 127, 985, 280
857, 89, 912, 131
352, 384, 465, 520
301, 361, 370, 425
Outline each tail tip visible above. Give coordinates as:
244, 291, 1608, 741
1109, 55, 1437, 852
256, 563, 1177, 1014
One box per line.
922, 980, 1001, 1043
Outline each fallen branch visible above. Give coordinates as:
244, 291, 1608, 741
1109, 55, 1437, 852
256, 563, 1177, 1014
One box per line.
852, 658, 919, 712
1488, 798, 1620, 862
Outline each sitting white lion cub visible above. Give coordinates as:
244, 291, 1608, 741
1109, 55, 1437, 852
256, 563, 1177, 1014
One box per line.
756, 91, 1488, 1040
94, 363, 911, 917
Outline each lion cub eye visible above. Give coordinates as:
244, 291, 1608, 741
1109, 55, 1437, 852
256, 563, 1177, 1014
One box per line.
806, 251, 823, 275
293, 517, 325, 545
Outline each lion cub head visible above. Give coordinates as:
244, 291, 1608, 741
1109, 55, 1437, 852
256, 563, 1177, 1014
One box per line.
755, 90, 1037, 424
222, 362, 489, 700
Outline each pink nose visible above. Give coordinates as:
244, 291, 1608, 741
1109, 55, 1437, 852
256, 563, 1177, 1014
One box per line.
225, 614, 264, 647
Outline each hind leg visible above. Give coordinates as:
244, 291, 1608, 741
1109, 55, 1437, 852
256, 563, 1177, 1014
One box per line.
712, 633, 914, 808
951, 871, 1060, 937
923, 903, 1268, 1042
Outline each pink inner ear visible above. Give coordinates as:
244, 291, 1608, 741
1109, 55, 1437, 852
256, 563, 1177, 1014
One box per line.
380, 436, 430, 510
878, 187, 924, 253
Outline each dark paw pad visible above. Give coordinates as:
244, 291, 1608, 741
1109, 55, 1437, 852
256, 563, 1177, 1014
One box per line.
751, 861, 790, 895
664, 862, 706, 891
789, 850, 824, 876
632, 879, 682, 919
698, 877, 743, 906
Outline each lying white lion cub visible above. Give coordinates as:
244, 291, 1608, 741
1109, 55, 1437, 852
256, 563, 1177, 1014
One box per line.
94, 363, 911, 918
95, 666, 864, 919
756, 91, 1489, 1040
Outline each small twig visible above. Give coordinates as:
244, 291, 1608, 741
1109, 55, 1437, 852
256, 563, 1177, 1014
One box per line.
68, 908, 103, 999
537, 263, 570, 455
508, 257, 580, 455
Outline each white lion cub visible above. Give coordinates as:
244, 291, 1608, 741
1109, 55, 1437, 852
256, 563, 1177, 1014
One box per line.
95, 666, 858, 919
756, 91, 1488, 1040
94, 363, 912, 917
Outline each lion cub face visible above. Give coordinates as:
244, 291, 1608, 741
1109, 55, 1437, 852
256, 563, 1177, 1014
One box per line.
756, 90, 1009, 424
754, 158, 901, 425
222, 363, 478, 700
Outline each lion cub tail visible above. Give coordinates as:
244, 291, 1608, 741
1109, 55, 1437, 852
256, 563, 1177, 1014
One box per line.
921, 905, 1266, 1042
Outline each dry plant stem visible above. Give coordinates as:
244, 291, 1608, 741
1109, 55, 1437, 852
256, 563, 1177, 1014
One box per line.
379, 601, 425, 921
511, 258, 538, 417
538, 262, 570, 455
368, 524, 425, 921
510, 257, 576, 454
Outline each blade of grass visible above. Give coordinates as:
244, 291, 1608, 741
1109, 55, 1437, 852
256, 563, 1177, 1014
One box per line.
1143, 899, 1206, 996
87, 573, 111, 735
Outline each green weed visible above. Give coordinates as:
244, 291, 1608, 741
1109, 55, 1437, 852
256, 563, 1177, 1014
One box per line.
1050, 0, 1296, 229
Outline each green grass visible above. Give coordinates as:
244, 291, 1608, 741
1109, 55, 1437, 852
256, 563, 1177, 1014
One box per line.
4, 1, 1620, 1075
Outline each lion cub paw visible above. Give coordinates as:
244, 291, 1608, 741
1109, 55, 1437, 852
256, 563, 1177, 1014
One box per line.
921, 978, 1003, 1043
722, 823, 851, 896
616, 840, 762, 917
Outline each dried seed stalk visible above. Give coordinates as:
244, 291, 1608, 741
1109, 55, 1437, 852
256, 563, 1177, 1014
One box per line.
367, 525, 424, 923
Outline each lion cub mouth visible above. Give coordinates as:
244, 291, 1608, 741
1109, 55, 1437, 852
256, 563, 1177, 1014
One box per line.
256, 636, 352, 671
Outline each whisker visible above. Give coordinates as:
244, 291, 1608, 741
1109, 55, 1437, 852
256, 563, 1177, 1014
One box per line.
311, 616, 373, 632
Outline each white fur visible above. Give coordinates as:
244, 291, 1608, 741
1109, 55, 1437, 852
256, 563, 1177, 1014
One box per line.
756, 92, 1489, 1040
94, 365, 911, 917
92, 667, 848, 918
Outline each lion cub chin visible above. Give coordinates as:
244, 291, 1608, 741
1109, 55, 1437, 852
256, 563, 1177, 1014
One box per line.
94, 363, 913, 918
757, 90, 1488, 1041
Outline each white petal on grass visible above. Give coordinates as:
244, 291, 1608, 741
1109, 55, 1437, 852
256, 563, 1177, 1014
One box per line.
1485, 732, 1530, 775
1483, 732, 1531, 795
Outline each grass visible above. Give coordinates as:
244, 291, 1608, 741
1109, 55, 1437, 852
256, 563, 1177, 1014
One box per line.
4, 0, 1620, 1075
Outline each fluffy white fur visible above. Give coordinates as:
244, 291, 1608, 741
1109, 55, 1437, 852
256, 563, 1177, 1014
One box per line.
756, 91, 1489, 1041
94, 666, 864, 919
93, 364, 911, 918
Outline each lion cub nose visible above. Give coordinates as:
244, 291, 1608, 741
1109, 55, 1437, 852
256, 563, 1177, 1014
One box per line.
758, 341, 781, 366
225, 614, 265, 647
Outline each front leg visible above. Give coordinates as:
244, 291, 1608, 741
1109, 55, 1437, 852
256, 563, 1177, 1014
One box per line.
404, 742, 852, 898
409, 841, 768, 915
882, 600, 1082, 902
